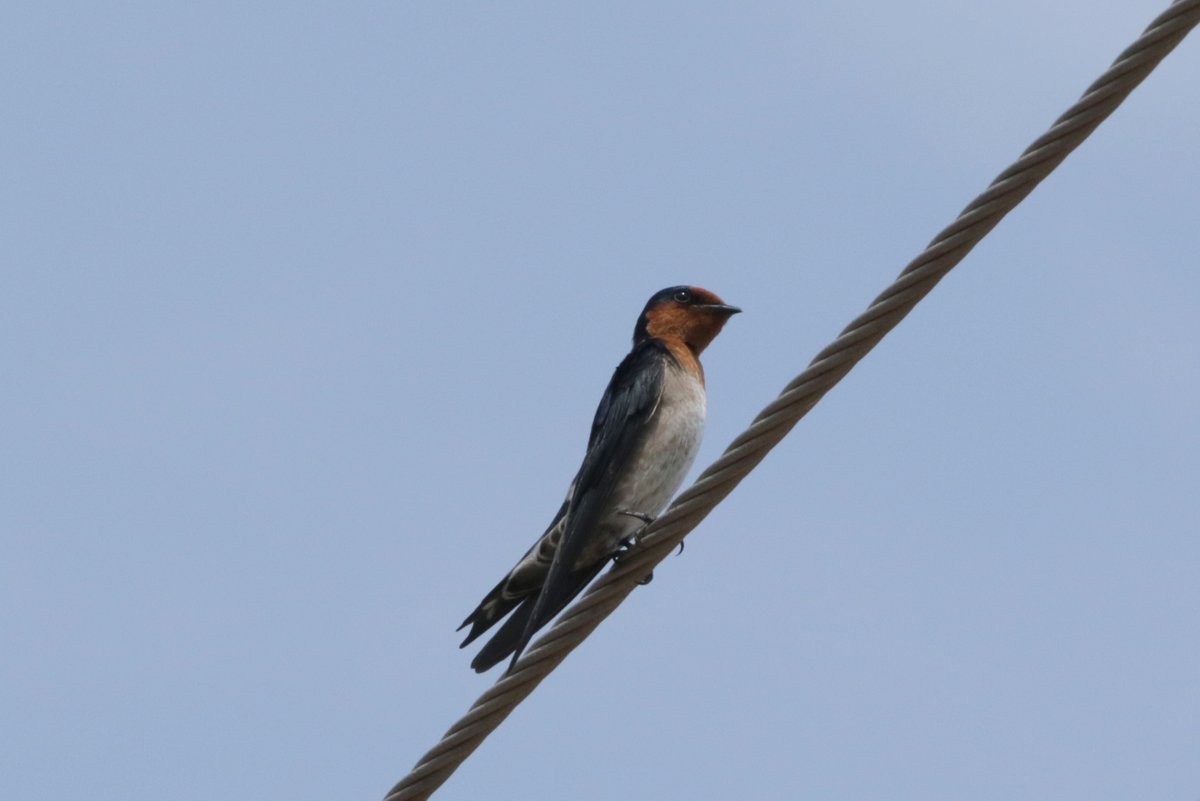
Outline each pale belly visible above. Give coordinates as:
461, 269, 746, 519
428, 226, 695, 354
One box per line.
577, 366, 706, 564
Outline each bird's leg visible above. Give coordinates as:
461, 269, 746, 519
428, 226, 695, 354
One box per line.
613, 509, 658, 584
616, 509, 656, 527
614, 509, 656, 552
615, 509, 684, 555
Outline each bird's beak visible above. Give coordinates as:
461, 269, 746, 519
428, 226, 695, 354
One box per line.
702, 303, 741, 316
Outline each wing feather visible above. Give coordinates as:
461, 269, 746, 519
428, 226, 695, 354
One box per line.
502, 341, 669, 668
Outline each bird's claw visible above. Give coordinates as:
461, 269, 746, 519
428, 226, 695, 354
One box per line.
612, 534, 641, 563
617, 509, 685, 556
612, 521, 656, 585
616, 509, 656, 525
612, 509, 655, 562
611, 509, 681, 584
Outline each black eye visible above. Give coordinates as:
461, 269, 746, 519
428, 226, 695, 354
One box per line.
673, 289, 692, 303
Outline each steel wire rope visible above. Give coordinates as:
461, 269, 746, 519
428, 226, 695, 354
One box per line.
384, 2, 1200, 798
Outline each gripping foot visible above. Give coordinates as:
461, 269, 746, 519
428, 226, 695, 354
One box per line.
613, 510, 657, 584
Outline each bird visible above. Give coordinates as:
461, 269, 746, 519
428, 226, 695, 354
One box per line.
457, 286, 740, 673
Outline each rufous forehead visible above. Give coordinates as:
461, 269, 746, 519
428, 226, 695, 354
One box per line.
686, 286, 724, 305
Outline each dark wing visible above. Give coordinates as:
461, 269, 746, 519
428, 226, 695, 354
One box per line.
496, 341, 668, 670
456, 497, 568, 648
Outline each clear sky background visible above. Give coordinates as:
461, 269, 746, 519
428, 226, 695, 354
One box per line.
3, 3, 1198, 800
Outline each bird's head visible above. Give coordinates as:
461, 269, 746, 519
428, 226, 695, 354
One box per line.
634, 286, 741, 354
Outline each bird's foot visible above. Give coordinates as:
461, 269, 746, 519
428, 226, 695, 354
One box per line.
613, 510, 655, 562
612, 533, 642, 562
612, 516, 656, 585
611, 510, 684, 584
615, 509, 685, 556
616, 509, 656, 526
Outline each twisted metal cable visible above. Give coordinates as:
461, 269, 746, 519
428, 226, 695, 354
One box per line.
385, 2, 1200, 798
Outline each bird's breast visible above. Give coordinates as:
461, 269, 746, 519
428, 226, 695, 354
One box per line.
610, 364, 707, 525
572, 363, 708, 568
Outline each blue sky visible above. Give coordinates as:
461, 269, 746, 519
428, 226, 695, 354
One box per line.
3, 3, 1198, 800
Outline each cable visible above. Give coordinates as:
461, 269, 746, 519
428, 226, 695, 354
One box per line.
383, 2, 1200, 798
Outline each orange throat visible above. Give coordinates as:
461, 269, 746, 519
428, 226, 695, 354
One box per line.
661, 338, 704, 384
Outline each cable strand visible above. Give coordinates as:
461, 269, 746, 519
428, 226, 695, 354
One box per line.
383, 3, 1199, 798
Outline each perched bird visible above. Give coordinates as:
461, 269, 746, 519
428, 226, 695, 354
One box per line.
458, 286, 740, 673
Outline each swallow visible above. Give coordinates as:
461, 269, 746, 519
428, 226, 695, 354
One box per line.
458, 286, 740, 673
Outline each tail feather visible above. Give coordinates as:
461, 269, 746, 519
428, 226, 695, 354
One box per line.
458, 508, 567, 652
467, 561, 607, 673
457, 576, 523, 649
502, 561, 606, 672
469, 598, 539, 672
